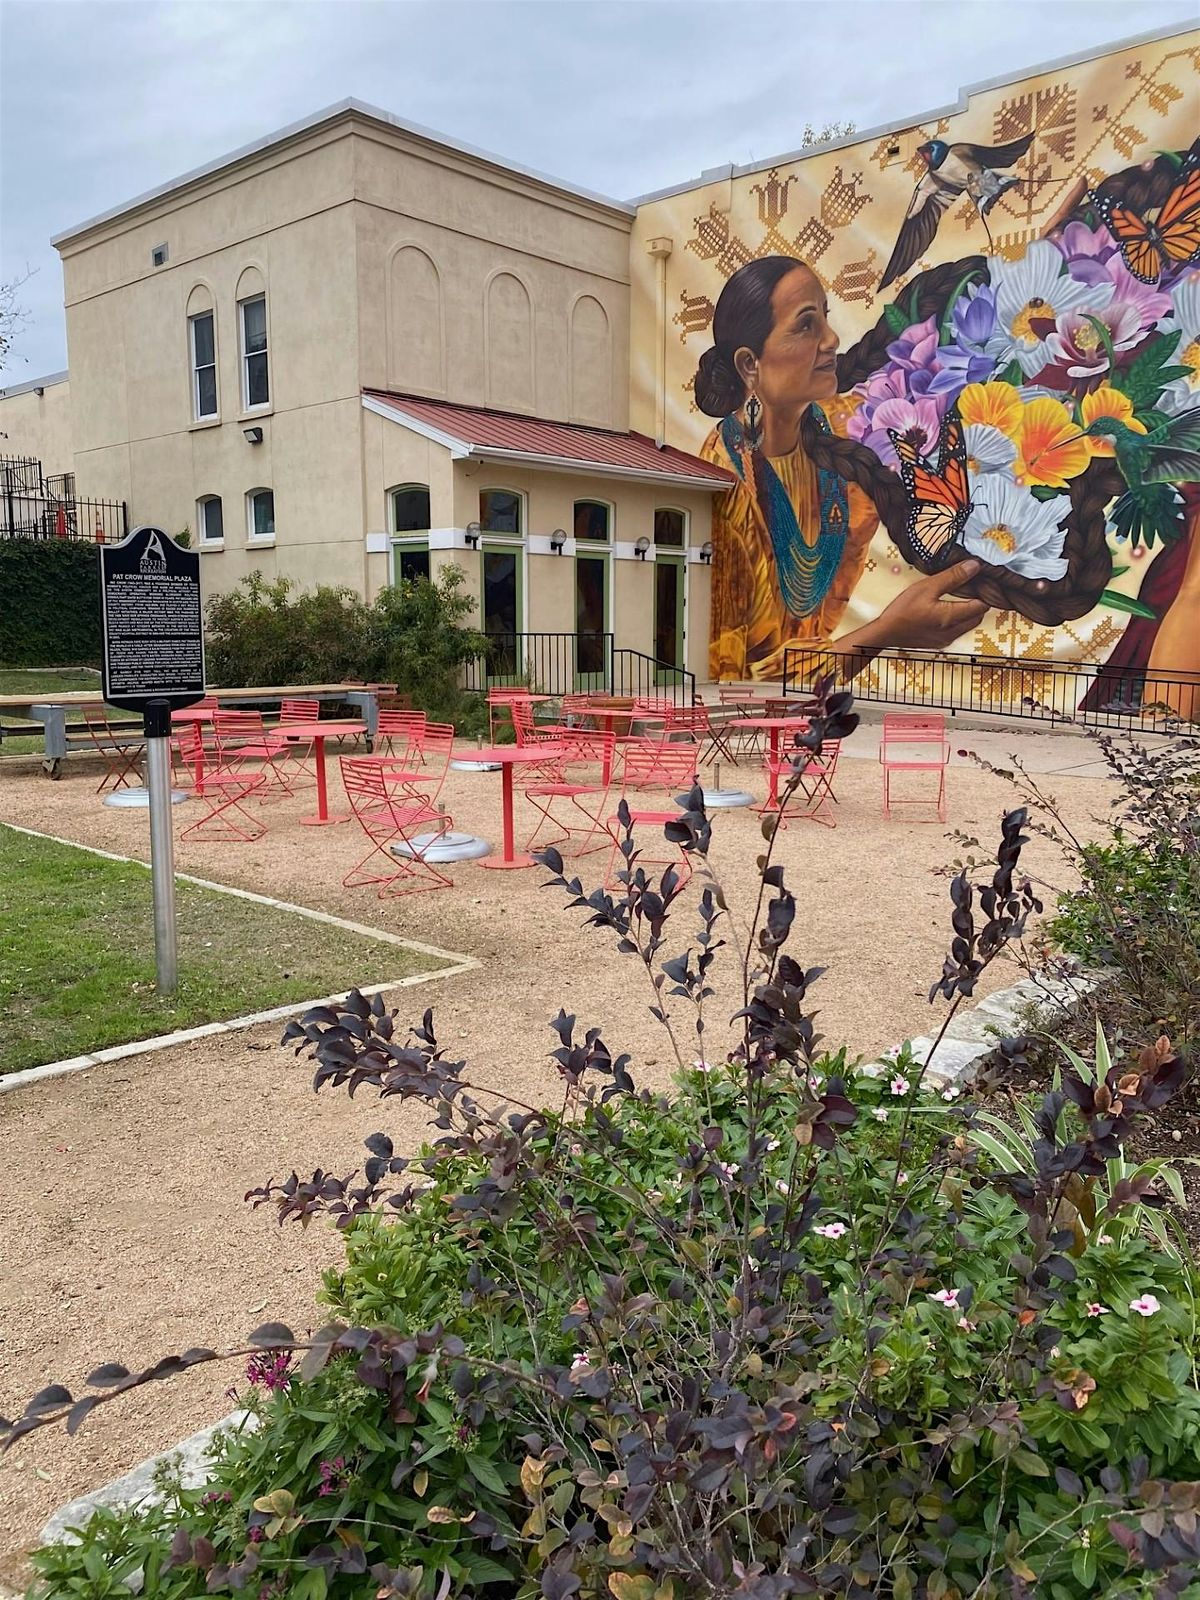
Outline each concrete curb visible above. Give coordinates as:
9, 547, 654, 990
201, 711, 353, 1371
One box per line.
0, 822, 481, 1096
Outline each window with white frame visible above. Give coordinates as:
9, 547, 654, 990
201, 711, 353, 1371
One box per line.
479, 488, 523, 536
240, 294, 269, 409
190, 312, 217, 419
247, 488, 275, 541
197, 495, 224, 544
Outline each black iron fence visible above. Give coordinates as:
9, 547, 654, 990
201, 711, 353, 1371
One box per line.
462, 631, 695, 706
781, 645, 1200, 732
1, 455, 128, 544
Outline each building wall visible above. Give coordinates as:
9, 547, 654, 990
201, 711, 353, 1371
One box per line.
350, 125, 632, 427
0, 376, 73, 478
629, 29, 1200, 681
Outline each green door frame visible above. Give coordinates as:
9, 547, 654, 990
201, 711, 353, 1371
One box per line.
574, 549, 610, 690
481, 542, 525, 686
654, 554, 686, 683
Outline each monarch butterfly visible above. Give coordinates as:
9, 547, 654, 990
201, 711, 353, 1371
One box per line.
1090, 146, 1200, 284
888, 413, 973, 567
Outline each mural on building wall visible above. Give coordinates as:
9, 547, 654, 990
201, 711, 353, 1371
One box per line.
631, 33, 1200, 688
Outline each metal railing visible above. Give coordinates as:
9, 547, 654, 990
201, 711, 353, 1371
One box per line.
1, 455, 128, 543
781, 645, 1200, 731
462, 631, 695, 705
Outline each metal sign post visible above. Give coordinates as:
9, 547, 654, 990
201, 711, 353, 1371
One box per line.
99, 526, 205, 996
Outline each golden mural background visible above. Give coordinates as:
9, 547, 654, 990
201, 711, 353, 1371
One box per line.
629, 28, 1200, 673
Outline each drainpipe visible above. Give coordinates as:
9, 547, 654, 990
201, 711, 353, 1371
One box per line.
646, 237, 673, 448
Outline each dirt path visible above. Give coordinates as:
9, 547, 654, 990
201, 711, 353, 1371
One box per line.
0, 746, 1113, 1570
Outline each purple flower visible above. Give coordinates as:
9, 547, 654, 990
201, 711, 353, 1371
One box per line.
318, 1456, 348, 1497
848, 391, 944, 470
952, 283, 999, 349
1043, 302, 1147, 386
1104, 256, 1171, 332
885, 315, 965, 404
245, 1349, 293, 1393
1051, 220, 1120, 286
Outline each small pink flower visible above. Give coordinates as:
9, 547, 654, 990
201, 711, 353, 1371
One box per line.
896, 1171, 909, 1186
717, 1160, 737, 1179
956, 1316, 977, 1332
929, 1288, 960, 1308
774, 1178, 790, 1194
1097, 1233, 1114, 1245
814, 1222, 847, 1239
570, 1351, 593, 1375
890, 1076, 911, 1097
692, 1058, 714, 1073
1130, 1293, 1161, 1318
1086, 1303, 1111, 1317
872, 1107, 889, 1123
941, 1086, 960, 1102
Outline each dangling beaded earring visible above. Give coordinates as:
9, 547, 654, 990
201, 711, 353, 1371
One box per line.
743, 389, 764, 452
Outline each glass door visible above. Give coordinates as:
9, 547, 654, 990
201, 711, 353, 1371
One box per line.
574, 553, 608, 690
482, 546, 523, 685
654, 555, 685, 681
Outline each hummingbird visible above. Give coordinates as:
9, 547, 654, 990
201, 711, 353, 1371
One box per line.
878, 131, 1036, 291
1076, 411, 1200, 547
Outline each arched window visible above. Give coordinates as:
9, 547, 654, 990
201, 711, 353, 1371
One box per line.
654, 508, 686, 547
236, 267, 270, 410
197, 495, 224, 544
247, 488, 275, 542
573, 500, 611, 542
390, 484, 431, 532
479, 488, 523, 536
186, 286, 218, 421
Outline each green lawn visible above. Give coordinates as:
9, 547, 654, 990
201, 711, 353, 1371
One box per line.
0, 665, 102, 758
0, 826, 448, 1075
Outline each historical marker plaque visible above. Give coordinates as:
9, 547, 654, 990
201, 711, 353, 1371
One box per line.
100, 526, 206, 712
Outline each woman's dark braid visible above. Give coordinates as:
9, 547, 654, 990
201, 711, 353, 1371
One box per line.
799, 141, 1195, 626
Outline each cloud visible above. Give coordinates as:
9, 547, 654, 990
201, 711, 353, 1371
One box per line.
1, 0, 1196, 377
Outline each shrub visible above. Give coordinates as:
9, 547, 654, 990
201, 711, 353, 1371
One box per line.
11, 689, 1200, 1599
203, 567, 489, 732
0, 541, 101, 667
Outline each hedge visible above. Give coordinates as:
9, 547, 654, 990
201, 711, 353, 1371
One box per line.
0, 541, 102, 667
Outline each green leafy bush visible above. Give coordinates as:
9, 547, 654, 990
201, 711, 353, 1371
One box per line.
203, 568, 488, 731
13, 691, 1200, 1599
0, 541, 101, 667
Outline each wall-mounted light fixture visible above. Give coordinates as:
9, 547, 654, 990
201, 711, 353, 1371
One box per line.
549, 529, 566, 554
464, 521, 482, 548
243, 425, 264, 444
699, 540, 714, 564
634, 536, 651, 561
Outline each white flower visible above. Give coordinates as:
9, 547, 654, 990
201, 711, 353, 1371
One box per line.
775, 1178, 790, 1195
890, 1075, 911, 1097
872, 1107, 889, 1123
692, 1058, 714, 1073
963, 422, 1017, 477
570, 1352, 593, 1375
1159, 271, 1200, 416
897, 1171, 909, 1186
929, 1287, 960, 1307
1086, 1302, 1111, 1317
1097, 1233, 1115, 1246
962, 474, 1069, 580
941, 1085, 960, 1102
764, 1137, 781, 1152
717, 1160, 736, 1179
1130, 1293, 1162, 1317
814, 1221, 847, 1239
987, 240, 1114, 377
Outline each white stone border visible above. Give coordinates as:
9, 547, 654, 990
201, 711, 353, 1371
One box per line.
0, 823, 481, 1095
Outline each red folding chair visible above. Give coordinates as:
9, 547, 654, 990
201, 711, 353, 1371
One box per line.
212, 710, 294, 801
880, 714, 949, 822
280, 698, 320, 722
82, 706, 144, 794
664, 703, 736, 768
487, 688, 533, 743
760, 738, 842, 829
340, 756, 454, 896
524, 729, 615, 857
606, 740, 698, 888
375, 709, 428, 765
560, 694, 598, 729
177, 727, 268, 841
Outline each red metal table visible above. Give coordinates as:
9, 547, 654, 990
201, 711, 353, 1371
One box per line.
466, 743, 567, 868
171, 705, 216, 790
730, 716, 811, 805
562, 707, 665, 783
273, 719, 367, 825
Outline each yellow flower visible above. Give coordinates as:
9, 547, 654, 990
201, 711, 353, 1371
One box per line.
1013, 396, 1091, 489
957, 382, 1024, 439
1079, 385, 1149, 457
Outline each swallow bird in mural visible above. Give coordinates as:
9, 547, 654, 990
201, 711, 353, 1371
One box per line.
878, 132, 1036, 291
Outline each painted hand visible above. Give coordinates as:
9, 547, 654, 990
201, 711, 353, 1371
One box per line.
863, 560, 990, 652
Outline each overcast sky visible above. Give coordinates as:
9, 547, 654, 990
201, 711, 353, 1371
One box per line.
1, 0, 1195, 380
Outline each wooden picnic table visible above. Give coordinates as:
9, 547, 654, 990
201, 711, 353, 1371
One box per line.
0, 683, 380, 776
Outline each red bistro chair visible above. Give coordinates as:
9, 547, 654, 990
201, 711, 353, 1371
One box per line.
760, 739, 842, 829
524, 728, 616, 857
664, 703, 737, 768
340, 756, 454, 897
82, 706, 144, 794
212, 710, 294, 800
375, 709, 428, 765
880, 714, 950, 822
606, 740, 698, 889
176, 727, 268, 841
487, 688, 533, 743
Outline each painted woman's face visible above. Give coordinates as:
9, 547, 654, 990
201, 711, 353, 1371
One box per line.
737, 265, 840, 411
